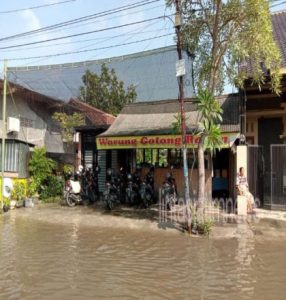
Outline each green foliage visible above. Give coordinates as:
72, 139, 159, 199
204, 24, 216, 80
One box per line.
28, 177, 40, 197
40, 175, 63, 200
195, 89, 224, 154
80, 64, 137, 115
41, 196, 62, 204
63, 164, 73, 175
171, 113, 182, 135
3, 197, 10, 206
190, 203, 214, 235
52, 112, 85, 143
28, 147, 56, 196
12, 181, 25, 201
197, 218, 214, 236
167, 0, 281, 94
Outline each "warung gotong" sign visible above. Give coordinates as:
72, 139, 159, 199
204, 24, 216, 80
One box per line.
96, 133, 238, 150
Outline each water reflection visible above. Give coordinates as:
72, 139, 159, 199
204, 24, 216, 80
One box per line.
234, 223, 256, 299
0, 214, 286, 300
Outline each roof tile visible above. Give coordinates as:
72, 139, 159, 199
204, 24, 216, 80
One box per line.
68, 98, 115, 126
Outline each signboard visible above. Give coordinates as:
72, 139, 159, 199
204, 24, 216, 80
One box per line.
176, 59, 186, 77
96, 133, 239, 150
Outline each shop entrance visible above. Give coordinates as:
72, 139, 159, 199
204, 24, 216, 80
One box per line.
212, 149, 230, 199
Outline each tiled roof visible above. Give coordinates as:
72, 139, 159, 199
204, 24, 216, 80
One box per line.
272, 11, 286, 67
68, 98, 115, 126
240, 11, 286, 75
7, 46, 193, 103
101, 94, 240, 136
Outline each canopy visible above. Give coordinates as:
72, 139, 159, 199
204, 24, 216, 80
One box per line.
96, 95, 240, 149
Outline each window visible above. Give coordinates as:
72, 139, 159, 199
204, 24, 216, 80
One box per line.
136, 149, 168, 167
158, 149, 168, 167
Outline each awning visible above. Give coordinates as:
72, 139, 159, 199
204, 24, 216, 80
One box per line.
96, 133, 240, 150
97, 96, 240, 149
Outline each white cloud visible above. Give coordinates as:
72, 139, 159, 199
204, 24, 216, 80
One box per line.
20, 9, 41, 31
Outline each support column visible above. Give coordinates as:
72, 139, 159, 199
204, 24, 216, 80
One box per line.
236, 145, 248, 176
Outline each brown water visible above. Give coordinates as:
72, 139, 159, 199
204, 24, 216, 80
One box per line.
1, 212, 286, 300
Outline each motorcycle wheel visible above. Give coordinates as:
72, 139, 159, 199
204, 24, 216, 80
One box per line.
66, 192, 76, 207
105, 195, 114, 210
130, 193, 136, 206
146, 193, 152, 207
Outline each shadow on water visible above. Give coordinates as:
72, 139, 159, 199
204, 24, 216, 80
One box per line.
88, 202, 184, 232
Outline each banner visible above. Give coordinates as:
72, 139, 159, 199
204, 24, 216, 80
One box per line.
96, 133, 239, 150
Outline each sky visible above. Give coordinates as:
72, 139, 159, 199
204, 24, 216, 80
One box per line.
0, 0, 285, 70
0, 0, 174, 68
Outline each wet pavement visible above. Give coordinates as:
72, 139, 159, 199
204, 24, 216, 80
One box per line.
1, 204, 286, 300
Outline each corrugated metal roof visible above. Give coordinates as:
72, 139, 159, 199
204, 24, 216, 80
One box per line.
7, 46, 194, 103
101, 94, 240, 136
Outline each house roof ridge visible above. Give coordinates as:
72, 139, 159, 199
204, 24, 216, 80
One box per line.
69, 97, 115, 119
124, 93, 239, 108
271, 10, 286, 16
7, 45, 177, 72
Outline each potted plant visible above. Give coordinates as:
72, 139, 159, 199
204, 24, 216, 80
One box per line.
26, 177, 39, 207
11, 181, 26, 208
3, 197, 10, 212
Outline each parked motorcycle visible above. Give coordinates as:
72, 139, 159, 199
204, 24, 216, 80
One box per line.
104, 168, 121, 210
65, 165, 99, 207
64, 173, 84, 207
161, 171, 177, 210
81, 167, 100, 203
125, 169, 141, 206
139, 168, 154, 208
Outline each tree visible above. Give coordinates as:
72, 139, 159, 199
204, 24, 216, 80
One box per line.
80, 64, 137, 115
52, 112, 85, 143
29, 147, 56, 195
195, 89, 223, 208
167, 0, 281, 203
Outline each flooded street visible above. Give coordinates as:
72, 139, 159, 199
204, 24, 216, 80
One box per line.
1, 207, 286, 300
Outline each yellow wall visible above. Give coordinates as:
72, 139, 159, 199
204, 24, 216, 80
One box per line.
0, 178, 28, 198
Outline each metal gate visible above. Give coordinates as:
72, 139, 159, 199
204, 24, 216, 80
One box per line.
247, 145, 264, 207
248, 144, 286, 210
271, 145, 286, 210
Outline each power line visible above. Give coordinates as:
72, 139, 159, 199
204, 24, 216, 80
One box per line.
14, 21, 160, 67
7, 34, 174, 61
0, 0, 77, 14
0, 15, 172, 50
0, 0, 159, 43
271, 0, 286, 7
0, 25, 164, 53
2, 3, 165, 44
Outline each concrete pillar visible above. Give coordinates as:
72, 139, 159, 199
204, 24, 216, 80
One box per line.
236, 145, 248, 177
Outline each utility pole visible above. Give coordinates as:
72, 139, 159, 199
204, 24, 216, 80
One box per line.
1, 60, 7, 210
175, 0, 191, 227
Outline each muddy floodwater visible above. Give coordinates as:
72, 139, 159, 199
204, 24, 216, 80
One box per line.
1, 207, 286, 300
